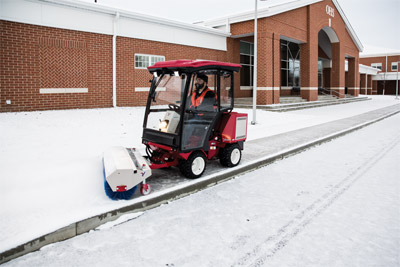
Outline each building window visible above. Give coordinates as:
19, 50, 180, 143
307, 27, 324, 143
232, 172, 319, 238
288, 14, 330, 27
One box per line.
392, 62, 398, 71
281, 40, 300, 87
240, 41, 254, 87
318, 60, 323, 88
371, 63, 382, 70
135, 54, 165, 69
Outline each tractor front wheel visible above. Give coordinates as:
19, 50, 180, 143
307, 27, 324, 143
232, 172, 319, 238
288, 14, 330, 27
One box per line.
179, 151, 207, 179
220, 143, 242, 167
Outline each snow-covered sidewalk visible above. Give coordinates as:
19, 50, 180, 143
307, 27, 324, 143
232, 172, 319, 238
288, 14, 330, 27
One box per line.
3, 99, 400, 267
0, 95, 399, 255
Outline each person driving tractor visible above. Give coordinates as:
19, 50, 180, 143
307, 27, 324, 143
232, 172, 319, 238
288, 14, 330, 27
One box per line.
188, 73, 216, 112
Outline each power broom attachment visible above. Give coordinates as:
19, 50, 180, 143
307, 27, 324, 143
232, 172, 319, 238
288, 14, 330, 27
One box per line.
102, 146, 152, 200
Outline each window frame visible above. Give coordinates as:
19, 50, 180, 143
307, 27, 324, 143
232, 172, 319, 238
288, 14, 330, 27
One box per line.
371, 63, 382, 70
239, 41, 254, 88
391, 62, 398, 72
280, 39, 301, 87
135, 54, 165, 69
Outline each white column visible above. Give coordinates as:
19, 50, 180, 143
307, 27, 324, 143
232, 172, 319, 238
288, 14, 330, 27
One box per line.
112, 12, 120, 107
252, 0, 258, 125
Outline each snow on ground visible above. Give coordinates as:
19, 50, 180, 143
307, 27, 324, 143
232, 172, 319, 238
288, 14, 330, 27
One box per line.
0, 95, 398, 254
3, 98, 399, 267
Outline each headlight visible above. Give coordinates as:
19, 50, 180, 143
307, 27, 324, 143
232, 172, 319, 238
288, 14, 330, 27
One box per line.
159, 120, 169, 132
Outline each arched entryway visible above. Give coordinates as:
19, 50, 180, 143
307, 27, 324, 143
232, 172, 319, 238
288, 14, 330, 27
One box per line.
317, 26, 345, 98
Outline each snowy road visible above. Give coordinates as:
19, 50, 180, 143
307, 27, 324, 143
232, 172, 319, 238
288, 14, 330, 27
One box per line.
4, 111, 399, 266
1, 96, 398, 255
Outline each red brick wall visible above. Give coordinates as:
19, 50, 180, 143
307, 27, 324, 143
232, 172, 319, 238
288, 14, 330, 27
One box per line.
0, 20, 229, 112
0, 20, 113, 112
360, 55, 400, 72
39, 38, 88, 88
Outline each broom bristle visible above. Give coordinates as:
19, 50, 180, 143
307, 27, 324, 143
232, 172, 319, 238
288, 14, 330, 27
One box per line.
103, 160, 137, 200
104, 180, 137, 200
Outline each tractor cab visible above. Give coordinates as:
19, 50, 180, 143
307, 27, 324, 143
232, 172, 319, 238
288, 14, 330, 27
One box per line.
143, 60, 242, 155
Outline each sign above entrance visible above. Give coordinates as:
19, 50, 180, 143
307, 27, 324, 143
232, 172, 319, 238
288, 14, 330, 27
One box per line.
326, 5, 335, 18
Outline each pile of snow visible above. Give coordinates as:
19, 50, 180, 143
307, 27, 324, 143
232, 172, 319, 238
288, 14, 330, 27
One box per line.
3, 97, 399, 267
0, 95, 398, 253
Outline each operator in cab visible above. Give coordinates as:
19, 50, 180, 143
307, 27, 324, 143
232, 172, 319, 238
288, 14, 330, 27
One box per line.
188, 73, 216, 112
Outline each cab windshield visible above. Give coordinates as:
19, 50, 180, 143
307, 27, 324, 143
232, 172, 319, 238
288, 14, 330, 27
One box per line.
145, 73, 186, 134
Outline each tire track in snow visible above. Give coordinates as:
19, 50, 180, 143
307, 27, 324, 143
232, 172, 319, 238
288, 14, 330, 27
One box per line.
232, 133, 400, 267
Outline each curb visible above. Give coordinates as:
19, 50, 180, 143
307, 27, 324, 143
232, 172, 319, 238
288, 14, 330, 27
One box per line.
1, 106, 400, 264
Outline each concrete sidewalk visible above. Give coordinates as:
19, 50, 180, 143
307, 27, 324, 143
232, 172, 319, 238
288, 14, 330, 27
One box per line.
1, 103, 400, 264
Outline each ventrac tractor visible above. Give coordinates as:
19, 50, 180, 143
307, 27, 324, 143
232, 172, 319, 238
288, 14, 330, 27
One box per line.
103, 60, 248, 200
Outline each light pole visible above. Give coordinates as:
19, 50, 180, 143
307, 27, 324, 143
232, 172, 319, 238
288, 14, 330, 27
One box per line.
252, 0, 268, 125
396, 61, 399, 100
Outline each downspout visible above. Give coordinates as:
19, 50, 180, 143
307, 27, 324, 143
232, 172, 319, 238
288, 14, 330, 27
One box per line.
112, 12, 120, 107
383, 55, 387, 95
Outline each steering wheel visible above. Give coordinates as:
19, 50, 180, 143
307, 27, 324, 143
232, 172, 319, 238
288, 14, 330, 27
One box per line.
168, 103, 180, 112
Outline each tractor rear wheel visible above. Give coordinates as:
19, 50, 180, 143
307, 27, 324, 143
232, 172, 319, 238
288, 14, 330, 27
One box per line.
220, 143, 241, 167
179, 151, 207, 179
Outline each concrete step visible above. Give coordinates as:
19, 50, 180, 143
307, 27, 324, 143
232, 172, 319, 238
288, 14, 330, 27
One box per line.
318, 95, 338, 101
234, 96, 371, 112
235, 96, 308, 105
265, 97, 371, 112
345, 94, 355, 98
235, 97, 253, 105
279, 96, 307, 104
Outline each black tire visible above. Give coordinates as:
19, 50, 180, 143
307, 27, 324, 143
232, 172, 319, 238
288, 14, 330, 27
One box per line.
220, 143, 242, 167
179, 151, 207, 179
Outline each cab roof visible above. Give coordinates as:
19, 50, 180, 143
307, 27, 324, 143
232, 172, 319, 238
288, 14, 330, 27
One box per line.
147, 60, 241, 72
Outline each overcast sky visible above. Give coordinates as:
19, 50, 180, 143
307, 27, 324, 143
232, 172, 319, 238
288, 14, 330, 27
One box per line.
80, 0, 399, 51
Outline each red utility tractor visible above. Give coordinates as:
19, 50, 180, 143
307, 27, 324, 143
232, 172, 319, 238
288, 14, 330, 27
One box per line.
103, 60, 248, 200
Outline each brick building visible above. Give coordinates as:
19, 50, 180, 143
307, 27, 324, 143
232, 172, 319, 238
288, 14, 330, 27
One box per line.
359, 49, 400, 95
1, 0, 365, 112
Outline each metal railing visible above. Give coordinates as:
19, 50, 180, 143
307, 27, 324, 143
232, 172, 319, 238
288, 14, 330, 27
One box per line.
318, 87, 348, 98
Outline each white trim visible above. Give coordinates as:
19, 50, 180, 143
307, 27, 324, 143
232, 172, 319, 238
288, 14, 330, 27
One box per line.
258, 87, 280, 91
112, 12, 119, 108
15, 0, 230, 37
135, 87, 166, 92
40, 88, 88, 94
360, 52, 400, 58
372, 73, 400, 81
240, 86, 280, 91
1, 0, 229, 51
281, 86, 292, 90
330, 87, 345, 90
359, 64, 380, 75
